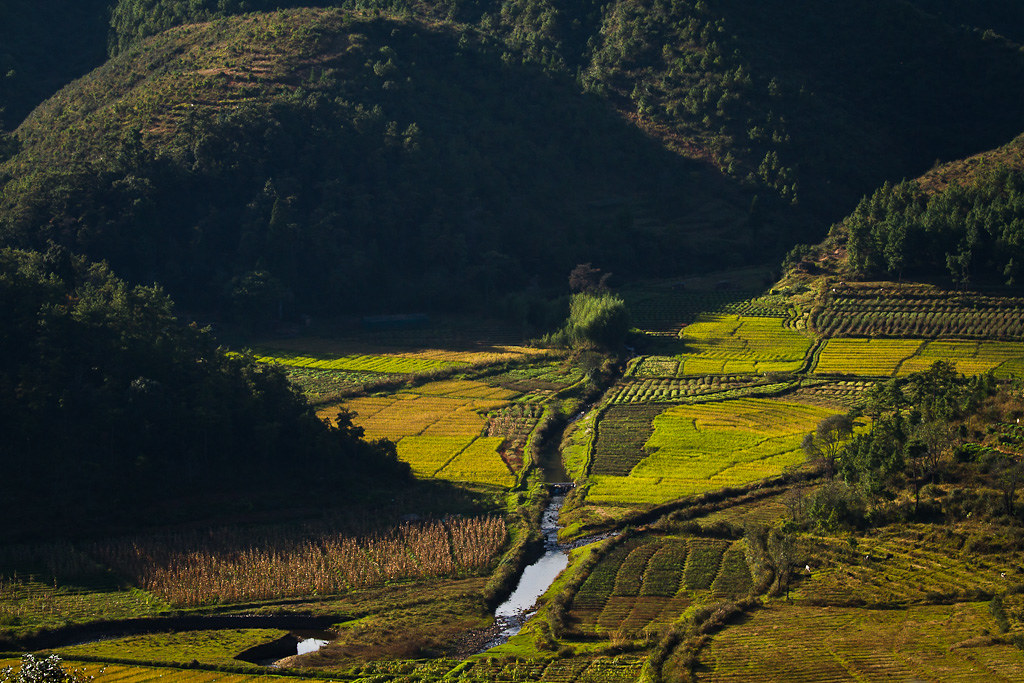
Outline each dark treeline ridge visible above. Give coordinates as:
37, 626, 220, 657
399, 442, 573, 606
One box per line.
0, 246, 408, 537
905, 0, 1024, 44
842, 162, 1024, 288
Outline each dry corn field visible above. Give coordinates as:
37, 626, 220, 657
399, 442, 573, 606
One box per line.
92, 516, 506, 607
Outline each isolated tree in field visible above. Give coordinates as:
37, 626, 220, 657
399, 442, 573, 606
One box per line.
802, 413, 854, 479
993, 454, 1024, 517
569, 263, 611, 294
767, 529, 796, 599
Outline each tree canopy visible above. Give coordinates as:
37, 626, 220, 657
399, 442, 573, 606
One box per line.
0, 246, 407, 535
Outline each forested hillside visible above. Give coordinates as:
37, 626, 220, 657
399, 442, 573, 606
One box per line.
3, 1, 1024, 318
0, 246, 407, 536
808, 134, 1024, 289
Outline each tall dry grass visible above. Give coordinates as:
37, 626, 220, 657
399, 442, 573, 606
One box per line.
91, 516, 506, 606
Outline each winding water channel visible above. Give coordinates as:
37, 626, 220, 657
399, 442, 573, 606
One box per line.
481, 485, 571, 650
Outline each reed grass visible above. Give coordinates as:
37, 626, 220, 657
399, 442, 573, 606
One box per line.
89, 516, 506, 607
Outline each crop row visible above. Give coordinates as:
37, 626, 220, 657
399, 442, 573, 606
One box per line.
613, 373, 756, 394
813, 338, 1024, 378
606, 377, 796, 405
791, 380, 876, 408
570, 536, 748, 637
590, 404, 664, 476
815, 308, 1024, 340
587, 399, 838, 506
813, 285, 1024, 340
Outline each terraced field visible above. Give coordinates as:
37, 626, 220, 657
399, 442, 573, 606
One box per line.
254, 349, 458, 374
812, 284, 1024, 340
586, 398, 841, 505
700, 602, 1023, 681
813, 338, 1024, 378
674, 314, 813, 375
607, 374, 801, 405
568, 534, 749, 638
318, 379, 519, 487
792, 527, 1024, 606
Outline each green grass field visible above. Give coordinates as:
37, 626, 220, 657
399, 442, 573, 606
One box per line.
674, 314, 812, 375
813, 338, 1024, 377
586, 398, 841, 505
54, 629, 289, 668
254, 349, 459, 374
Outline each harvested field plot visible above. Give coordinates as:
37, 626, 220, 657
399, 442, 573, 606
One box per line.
814, 338, 1024, 377
675, 315, 812, 375
587, 398, 839, 505
700, 602, 1024, 681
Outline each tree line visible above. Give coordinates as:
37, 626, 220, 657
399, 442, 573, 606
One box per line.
843, 164, 1024, 288
0, 246, 408, 536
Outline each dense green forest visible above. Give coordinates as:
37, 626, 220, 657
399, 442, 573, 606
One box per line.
842, 164, 1024, 287
0, 246, 407, 536
1, 2, 1023, 320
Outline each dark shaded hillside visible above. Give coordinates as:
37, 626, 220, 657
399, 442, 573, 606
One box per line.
0, 0, 110, 129
105, 0, 1024, 212
0, 9, 761, 317
710, 0, 1024, 215
3, 2, 1024, 318
0, 246, 409, 536
906, 0, 1024, 44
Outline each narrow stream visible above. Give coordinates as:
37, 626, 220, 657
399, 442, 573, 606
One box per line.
480, 485, 571, 651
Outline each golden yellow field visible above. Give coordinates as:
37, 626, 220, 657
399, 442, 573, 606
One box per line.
814, 338, 1024, 377
317, 379, 519, 487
